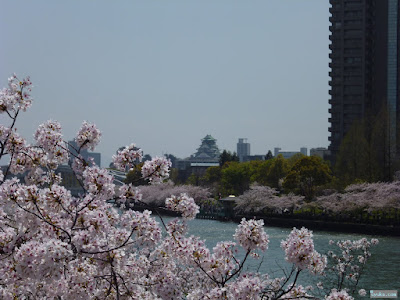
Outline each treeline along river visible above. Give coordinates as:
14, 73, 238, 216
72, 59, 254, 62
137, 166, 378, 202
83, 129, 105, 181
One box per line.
156, 216, 400, 298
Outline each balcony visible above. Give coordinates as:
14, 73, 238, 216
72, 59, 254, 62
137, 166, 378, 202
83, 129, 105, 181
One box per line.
329, 62, 342, 68
344, 3, 362, 10
344, 41, 363, 48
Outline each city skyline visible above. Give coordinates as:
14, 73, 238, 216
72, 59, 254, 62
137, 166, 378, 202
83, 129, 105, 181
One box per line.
0, 1, 330, 167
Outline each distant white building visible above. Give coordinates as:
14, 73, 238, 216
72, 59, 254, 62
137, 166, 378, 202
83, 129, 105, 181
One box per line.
310, 147, 330, 160
237, 138, 250, 162
274, 147, 307, 159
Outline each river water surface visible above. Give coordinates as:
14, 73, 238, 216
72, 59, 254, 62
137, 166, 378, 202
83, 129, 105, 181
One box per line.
156, 216, 400, 297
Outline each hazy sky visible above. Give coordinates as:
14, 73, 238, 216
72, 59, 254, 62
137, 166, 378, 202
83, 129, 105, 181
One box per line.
0, 0, 330, 167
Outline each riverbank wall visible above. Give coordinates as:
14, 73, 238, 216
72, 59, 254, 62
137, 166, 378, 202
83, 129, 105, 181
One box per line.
122, 204, 400, 237
232, 215, 400, 237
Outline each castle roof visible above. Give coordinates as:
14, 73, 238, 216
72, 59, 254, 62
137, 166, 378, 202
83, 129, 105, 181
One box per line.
191, 134, 221, 161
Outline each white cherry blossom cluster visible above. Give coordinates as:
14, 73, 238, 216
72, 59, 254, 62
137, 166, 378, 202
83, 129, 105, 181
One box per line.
118, 183, 142, 207
165, 193, 200, 219
0, 74, 33, 113
34, 120, 69, 165
34, 120, 63, 151
281, 227, 327, 274
82, 166, 115, 200
186, 273, 268, 299
227, 274, 264, 299
0, 125, 10, 145
206, 241, 238, 278
112, 143, 143, 171
234, 218, 269, 252
280, 284, 312, 299
71, 155, 86, 178
325, 289, 354, 300
75, 121, 101, 151
24, 167, 50, 185
141, 156, 172, 184
4, 130, 26, 159
326, 237, 379, 292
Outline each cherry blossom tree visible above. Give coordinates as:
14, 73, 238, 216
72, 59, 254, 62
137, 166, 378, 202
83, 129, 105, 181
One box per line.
315, 181, 400, 216
134, 182, 212, 208
234, 184, 304, 215
0, 75, 377, 299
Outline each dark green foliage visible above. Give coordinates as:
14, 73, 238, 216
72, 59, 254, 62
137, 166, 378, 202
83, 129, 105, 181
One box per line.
334, 105, 400, 187
335, 120, 370, 186
265, 150, 273, 160
219, 150, 239, 167
266, 154, 289, 189
283, 156, 332, 201
220, 162, 251, 195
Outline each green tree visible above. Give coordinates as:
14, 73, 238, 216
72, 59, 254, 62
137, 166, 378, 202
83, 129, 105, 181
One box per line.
249, 160, 272, 186
220, 162, 251, 196
283, 156, 332, 201
335, 103, 400, 186
266, 154, 289, 189
186, 173, 200, 186
335, 120, 371, 186
370, 105, 400, 182
219, 150, 239, 167
202, 166, 222, 185
287, 153, 305, 169
168, 168, 180, 184
265, 150, 273, 160
200, 166, 223, 195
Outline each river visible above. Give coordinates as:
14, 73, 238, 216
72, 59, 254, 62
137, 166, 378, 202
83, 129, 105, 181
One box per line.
156, 216, 400, 298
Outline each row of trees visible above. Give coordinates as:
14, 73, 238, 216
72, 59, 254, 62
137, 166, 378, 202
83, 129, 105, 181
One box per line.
335, 105, 400, 185
123, 103, 400, 199
184, 154, 332, 201
126, 104, 399, 198
233, 183, 400, 226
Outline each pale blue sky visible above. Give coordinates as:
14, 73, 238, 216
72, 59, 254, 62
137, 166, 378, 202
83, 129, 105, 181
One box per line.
0, 0, 330, 167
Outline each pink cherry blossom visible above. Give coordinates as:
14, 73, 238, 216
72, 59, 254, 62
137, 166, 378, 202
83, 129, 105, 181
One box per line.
325, 289, 354, 300
141, 156, 172, 184
281, 227, 327, 274
0, 75, 379, 299
112, 143, 143, 171
75, 121, 101, 151
0, 74, 33, 113
234, 218, 269, 252
165, 193, 199, 219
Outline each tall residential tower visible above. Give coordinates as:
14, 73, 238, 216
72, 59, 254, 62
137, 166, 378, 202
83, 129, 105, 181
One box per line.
328, 0, 399, 161
237, 138, 250, 162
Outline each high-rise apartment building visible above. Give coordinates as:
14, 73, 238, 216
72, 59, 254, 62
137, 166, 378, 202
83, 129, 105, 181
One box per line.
237, 138, 250, 162
328, 0, 399, 161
